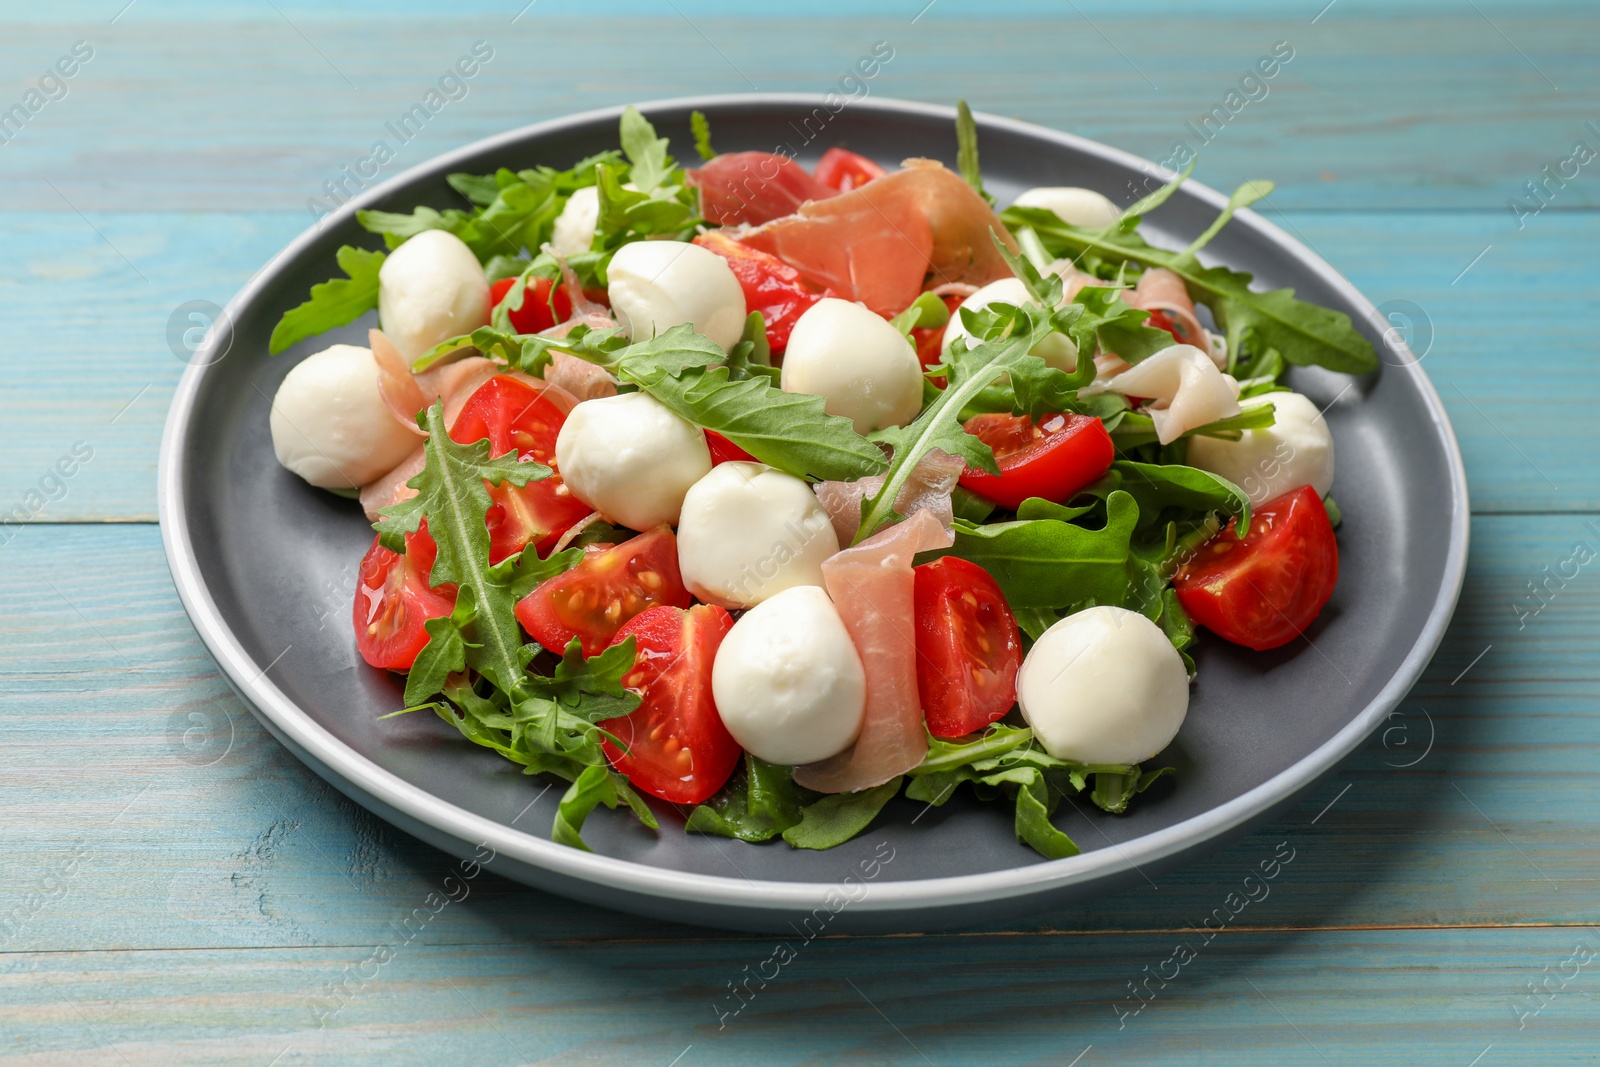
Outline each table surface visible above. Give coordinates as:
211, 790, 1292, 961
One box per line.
4, 1, 1598, 1063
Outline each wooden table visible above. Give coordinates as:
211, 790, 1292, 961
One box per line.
3, 1, 1596, 1062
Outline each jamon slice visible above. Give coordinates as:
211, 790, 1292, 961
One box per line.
793, 509, 954, 794
739, 159, 1016, 316
687, 151, 837, 226
1124, 267, 1209, 355
814, 449, 964, 547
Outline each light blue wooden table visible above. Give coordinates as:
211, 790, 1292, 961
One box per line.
3, 1, 1597, 1063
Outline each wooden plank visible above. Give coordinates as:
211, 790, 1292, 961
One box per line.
1, 517, 1595, 957
0, 9, 1594, 212
3, 929, 1596, 1065
0, 209, 1587, 521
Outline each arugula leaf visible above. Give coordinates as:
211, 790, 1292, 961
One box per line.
447, 171, 503, 207
687, 756, 806, 842
955, 99, 994, 206
594, 161, 698, 246
1091, 766, 1174, 814
1178, 180, 1274, 261
690, 109, 716, 162
782, 777, 904, 850
1017, 210, 1377, 374
268, 246, 386, 355
1089, 460, 1249, 533
1116, 156, 1197, 229
404, 589, 476, 708
357, 206, 480, 250
1108, 402, 1277, 450
943, 490, 1141, 608
724, 311, 780, 383
553, 763, 658, 852
619, 105, 675, 193
889, 291, 951, 337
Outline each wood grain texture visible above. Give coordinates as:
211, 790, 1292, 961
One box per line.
0, 210, 1593, 520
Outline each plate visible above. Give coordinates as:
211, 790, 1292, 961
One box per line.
159, 95, 1468, 933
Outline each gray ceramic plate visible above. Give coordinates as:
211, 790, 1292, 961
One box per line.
159, 95, 1468, 934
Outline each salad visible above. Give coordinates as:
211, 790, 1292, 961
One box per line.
265, 102, 1373, 857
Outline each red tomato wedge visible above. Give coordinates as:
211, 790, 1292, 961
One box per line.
813, 147, 887, 191
448, 375, 590, 563
913, 557, 1022, 738
599, 604, 740, 804
958, 413, 1115, 510
514, 526, 692, 656
489, 275, 572, 334
687, 151, 837, 226
704, 430, 757, 466
692, 231, 826, 353
353, 524, 457, 671
1174, 485, 1339, 651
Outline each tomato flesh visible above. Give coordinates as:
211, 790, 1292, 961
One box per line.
599, 604, 740, 804
688, 151, 838, 226
489, 275, 573, 334
813, 147, 887, 192
958, 413, 1115, 509
913, 557, 1023, 738
911, 294, 964, 383
353, 524, 457, 671
449, 375, 590, 562
514, 526, 693, 656
693, 231, 826, 353
704, 430, 757, 466
1174, 485, 1339, 651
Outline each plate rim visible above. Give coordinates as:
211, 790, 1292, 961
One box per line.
158, 92, 1470, 915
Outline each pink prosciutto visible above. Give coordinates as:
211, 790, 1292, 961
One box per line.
687, 151, 838, 226
1124, 267, 1207, 352
793, 509, 954, 794
814, 449, 964, 547
738, 159, 1017, 316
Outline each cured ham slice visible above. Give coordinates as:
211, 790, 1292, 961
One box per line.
814, 449, 964, 547
1097, 344, 1241, 445
739, 159, 1016, 316
1124, 267, 1212, 360
543, 351, 618, 402
793, 509, 953, 794
687, 151, 838, 226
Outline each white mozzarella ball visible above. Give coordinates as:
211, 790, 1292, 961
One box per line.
712, 586, 866, 765
551, 185, 601, 258
1017, 606, 1189, 765
553, 391, 711, 530
676, 462, 840, 609
377, 229, 490, 362
1011, 186, 1121, 229
1100, 344, 1241, 445
941, 276, 1079, 372
270, 344, 420, 489
780, 297, 924, 435
607, 240, 747, 352
1187, 390, 1334, 504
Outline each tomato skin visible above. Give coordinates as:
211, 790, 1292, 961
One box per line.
489, 275, 573, 334
704, 430, 757, 466
688, 151, 837, 226
913, 557, 1023, 738
599, 604, 740, 804
813, 147, 887, 192
692, 231, 825, 353
958, 413, 1115, 510
514, 526, 693, 657
1174, 485, 1339, 651
449, 375, 591, 562
353, 525, 457, 671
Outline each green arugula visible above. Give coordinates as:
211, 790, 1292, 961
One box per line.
782, 778, 904, 850
955, 99, 994, 206
690, 109, 717, 161
618, 105, 675, 192
268, 246, 386, 355
889, 291, 952, 337
686, 755, 806, 842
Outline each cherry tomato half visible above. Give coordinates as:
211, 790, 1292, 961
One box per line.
693, 231, 826, 353
489, 275, 573, 335
514, 526, 693, 657
813, 147, 888, 192
449, 375, 591, 563
353, 524, 457, 671
599, 604, 740, 804
704, 430, 757, 466
1174, 485, 1339, 651
913, 557, 1023, 738
958, 413, 1116, 510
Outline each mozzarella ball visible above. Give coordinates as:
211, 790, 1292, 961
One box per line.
677, 462, 840, 608
780, 297, 924, 435
270, 344, 420, 489
607, 240, 747, 352
1017, 606, 1189, 765
1011, 186, 1121, 229
551, 186, 601, 258
377, 229, 490, 362
712, 586, 866, 765
941, 276, 1078, 372
1187, 391, 1334, 504
553, 391, 711, 529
